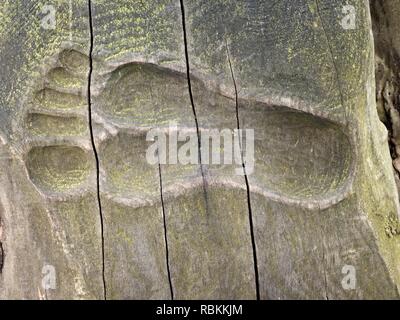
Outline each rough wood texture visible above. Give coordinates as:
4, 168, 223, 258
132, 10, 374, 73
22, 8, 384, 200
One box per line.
371, 0, 400, 189
0, 0, 399, 299
0, 0, 106, 300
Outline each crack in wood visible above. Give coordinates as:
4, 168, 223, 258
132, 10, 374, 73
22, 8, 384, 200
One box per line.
87, 0, 107, 300
158, 164, 174, 300
225, 41, 260, 300
179, 0, 210, 215
0, 242, 3, 274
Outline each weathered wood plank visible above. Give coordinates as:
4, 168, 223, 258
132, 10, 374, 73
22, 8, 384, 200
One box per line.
0, 0, 400, 300
0, 0, 104, 299
91, 0, 256, 299
183, 0, 400, 298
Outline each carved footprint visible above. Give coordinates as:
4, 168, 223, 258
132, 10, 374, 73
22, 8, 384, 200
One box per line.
22, 50, 354, 206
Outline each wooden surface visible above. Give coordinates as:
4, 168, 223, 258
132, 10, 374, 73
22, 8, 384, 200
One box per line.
0, 0, 399, 299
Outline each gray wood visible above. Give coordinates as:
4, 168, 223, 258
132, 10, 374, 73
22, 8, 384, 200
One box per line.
0, 0, 399, 299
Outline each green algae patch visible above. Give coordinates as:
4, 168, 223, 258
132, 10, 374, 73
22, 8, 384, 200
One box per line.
34, 88, 86, 110
27, 113, 86, 137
